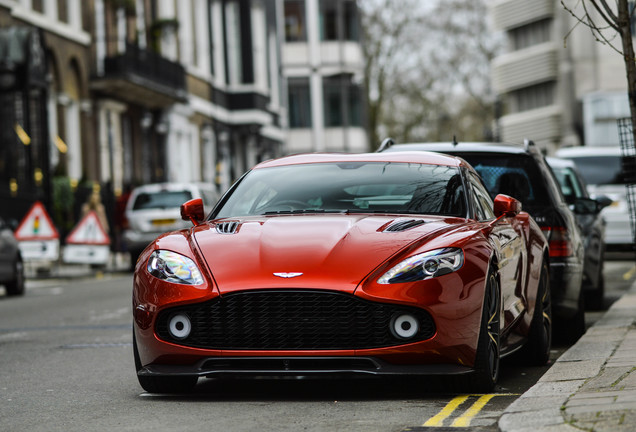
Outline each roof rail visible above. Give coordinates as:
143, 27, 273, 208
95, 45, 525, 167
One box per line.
523, 139, 535, 151
376, 137, 394, 152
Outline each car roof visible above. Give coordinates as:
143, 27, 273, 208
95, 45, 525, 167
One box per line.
254, 151, 467, 169
545, 156, 577, 169
382, 141, 536, 156
555, 146, 622, 157
131, 182, 214, 193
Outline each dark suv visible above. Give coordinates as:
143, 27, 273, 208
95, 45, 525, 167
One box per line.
380, 140, 586, 341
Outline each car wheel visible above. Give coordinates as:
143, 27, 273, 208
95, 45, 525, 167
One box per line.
133, 331, 197, 394
6, 258, 25, 296
468, 267, 501, 393
520, 261, 551, 365
555, 288, 586, 344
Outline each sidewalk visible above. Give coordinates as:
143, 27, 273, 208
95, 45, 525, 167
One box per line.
499, 279, 636, 431
25, 251, 132, 279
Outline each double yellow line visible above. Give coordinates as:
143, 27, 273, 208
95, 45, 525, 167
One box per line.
423, 394, 516, 427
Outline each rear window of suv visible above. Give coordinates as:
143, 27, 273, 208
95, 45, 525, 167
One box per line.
443, 152, 550, 207
132, 191, 193, 210
565, 155, 627, 186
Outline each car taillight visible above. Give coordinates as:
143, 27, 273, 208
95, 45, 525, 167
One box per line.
541, 226, 573, 257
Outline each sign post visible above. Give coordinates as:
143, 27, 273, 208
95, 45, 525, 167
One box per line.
63, 210, 111, 265
14, 201, 60, 262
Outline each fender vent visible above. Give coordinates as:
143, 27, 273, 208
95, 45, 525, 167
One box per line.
216, 221, 240, 234
383, 219, 426, 232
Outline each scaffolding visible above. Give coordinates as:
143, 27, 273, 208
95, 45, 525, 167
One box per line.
617, 118, 636, 250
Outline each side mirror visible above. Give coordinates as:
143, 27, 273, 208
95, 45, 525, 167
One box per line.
494, 194, 521, 217
573, 197, 600, 215
180, 198, 205, 225
594, 194, 613, 210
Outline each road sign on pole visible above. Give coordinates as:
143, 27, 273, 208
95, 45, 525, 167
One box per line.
63, 210, 111, 264
14, 201, 60, 261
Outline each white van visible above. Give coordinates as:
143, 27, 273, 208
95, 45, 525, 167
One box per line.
555, 146, 633, 251
124, 182, 218, 268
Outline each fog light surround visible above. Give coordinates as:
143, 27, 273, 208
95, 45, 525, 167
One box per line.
391, 313, 419, 339
168, 313, 192, 340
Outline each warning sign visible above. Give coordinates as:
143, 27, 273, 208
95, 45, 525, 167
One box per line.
15, 201, 60, 261
15, 201, 59, 241
63, 211, 110, 265
65, 211, 110, 245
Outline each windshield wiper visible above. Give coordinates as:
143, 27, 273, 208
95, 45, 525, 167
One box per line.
262, 209, 347, 215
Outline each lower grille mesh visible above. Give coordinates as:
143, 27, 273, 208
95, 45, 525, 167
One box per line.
156, 290, 435, 350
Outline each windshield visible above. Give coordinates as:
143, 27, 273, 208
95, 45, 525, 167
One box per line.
214, 162, 466, 218
566, 156, 626, 186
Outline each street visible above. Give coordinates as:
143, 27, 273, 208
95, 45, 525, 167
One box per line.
1, 256, 634, 432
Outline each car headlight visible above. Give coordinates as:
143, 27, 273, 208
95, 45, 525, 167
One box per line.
147, 250, 204, 285
377, 248, 464, 284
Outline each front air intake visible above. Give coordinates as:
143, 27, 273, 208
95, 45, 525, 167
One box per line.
383, 219, 426, 232
216, 221, 239, 234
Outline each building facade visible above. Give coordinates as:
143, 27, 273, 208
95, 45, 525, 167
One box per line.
490, 0, 630, 153
281, 0, 367, 154
0, 0, 286, 226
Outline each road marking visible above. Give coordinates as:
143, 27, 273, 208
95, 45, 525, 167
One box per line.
423, 394, 518, 428
451, 394, 495, 427
623, 264, 636, 281
423, 395, 469, 427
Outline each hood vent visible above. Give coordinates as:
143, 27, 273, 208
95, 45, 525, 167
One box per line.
383, 219, 426, 232
216, 221, 240, 234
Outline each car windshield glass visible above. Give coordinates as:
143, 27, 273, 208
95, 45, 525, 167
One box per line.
132, 191, 193, 210
443, 153, 549, 207
551, 167, 585, 202
214, 162, 466, 218
566, 155, 625, 185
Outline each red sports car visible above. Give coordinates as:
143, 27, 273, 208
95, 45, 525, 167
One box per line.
132, 151, 551, 393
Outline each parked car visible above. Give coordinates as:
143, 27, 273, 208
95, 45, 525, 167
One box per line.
555, 146, 634, 252
124, 182, 218, 269
0, 216, 25, 296
133, 151, 551, 394
380, 140, 586, 342
546, 157, 608, 309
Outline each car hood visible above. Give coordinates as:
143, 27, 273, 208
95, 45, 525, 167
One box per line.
192, 215, 463, 294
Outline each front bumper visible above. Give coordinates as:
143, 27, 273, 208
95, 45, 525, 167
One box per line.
138, 356, 474, 378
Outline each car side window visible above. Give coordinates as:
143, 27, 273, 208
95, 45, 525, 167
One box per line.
469, 171, 495, 221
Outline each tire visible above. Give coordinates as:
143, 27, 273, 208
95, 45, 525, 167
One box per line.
5, 258, 25, 297
133, 331, 198, 394
520, 261, 551, 366
555, 288, 586, 344
585, 261, 605, 311
467, 268, 501, 393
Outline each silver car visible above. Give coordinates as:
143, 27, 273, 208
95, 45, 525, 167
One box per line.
0, 217, 25, 296
124, 183, 218, 269
555, 146, 634, 252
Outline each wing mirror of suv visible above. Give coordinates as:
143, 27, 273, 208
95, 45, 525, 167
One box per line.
181, 198, 205, 225
572, 197, 602, 215
494, 194, 521, 217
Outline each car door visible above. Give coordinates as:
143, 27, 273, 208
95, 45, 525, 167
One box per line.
468, 171, 526, 331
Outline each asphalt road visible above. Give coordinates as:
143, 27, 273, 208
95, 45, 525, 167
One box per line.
0, 256, 634, 432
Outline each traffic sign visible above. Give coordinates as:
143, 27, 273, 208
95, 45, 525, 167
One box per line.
14, 201, 59, 240
14, 201, 60, 262
65, 211, 110, 245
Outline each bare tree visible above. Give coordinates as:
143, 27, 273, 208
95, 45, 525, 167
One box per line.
360, 0, 500, 148
561, 0, 636, 142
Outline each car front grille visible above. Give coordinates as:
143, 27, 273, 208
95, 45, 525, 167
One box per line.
155, 290, 436, 350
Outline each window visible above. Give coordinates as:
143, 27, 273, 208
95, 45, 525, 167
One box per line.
509, 82, 555, 113
323, 75, 363, 127
284, 0, 306, 42
288, 78, 312, 128
510, 19, 551, 50
319, 0, 359, 41
468, 171, 495, 221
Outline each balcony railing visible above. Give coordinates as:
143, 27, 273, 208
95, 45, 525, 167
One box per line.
94, 43, 186, 107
